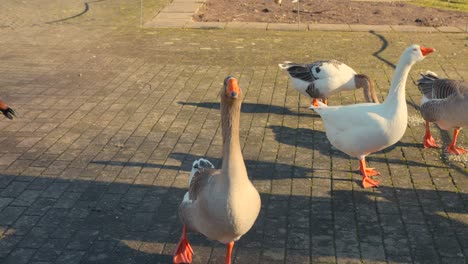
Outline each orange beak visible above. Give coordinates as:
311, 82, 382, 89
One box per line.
420, 46, 435, 56
226, 78, 240, 98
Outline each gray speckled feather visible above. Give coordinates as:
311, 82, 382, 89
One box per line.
305, 82, 321, 98
417, 72, 467, 99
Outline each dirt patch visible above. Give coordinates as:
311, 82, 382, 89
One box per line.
194, 0, 467, 27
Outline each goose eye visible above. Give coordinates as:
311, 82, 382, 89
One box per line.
224, 76, 233, 86
315, 67, 321, 74
413, 48, 418, 51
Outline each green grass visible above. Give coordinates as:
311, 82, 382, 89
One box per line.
409, 0, 468, 12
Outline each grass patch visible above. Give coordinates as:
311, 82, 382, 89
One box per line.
409, 0, 468, 12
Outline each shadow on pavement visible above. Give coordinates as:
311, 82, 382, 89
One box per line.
92, 152, 315, 180
178, 101, 317, 118
0, 171, 465, 263
370, 30, 396, 69
45, 0, 106, 24
268, 125, 447, 169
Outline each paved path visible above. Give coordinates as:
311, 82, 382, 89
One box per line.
0, 1, 467, 264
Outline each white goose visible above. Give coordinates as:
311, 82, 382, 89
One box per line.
417, 71, 468, 155
310, 44, 435, 188
279, 60, 380, 106
174, 76, 261, 264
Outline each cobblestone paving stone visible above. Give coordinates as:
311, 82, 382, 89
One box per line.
0, 1, 467, 264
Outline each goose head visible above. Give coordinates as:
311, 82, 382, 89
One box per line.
402, 44, 435, 64
221, 76, 243, 103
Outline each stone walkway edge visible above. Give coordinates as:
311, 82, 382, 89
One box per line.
144, 0, 467, 32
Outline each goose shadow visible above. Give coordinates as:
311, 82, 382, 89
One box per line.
381, 139, 427, 151
92, 151, 317, 180
0, 172, 465, 264
45, 0, 106, 24
370, 30, 396, 69
268, 125, 446, 169
178, 101, 318, 117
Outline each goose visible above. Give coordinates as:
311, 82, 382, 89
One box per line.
279, 60, 380, 107
0, 99, 16, 120
309, 44, 435, 188
174, 76, 261, 264
417, 71, 468, 155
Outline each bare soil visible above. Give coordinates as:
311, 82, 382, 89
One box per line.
194, 0, 468, 27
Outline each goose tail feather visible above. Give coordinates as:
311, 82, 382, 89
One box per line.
417, 71, 439, 97
183, 158, 214, 202
189, 158, 214, 185
278, 61, 294, 70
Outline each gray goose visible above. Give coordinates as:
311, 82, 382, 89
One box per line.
417, 71, 468, 155
174, 76, 261, 264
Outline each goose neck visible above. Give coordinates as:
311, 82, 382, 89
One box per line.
384, 56, 414, 104
221, 100, 247, 178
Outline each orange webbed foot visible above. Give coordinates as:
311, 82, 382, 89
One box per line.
174, 238, 193, 264
446, 146, 467, 155
356, 167, 380, 177
312, 99, 319, 107
359, 159, 380, 188
364, 167, 380, 177
362, 177, 379, 188
423, 135, 438, 149
174, 226, 193, 264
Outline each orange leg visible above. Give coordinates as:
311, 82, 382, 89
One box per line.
173, 225, 193, 264
446, 128, 466, 155
312, 98, 319, 107
322, 98, 328, 105
423, 121, 438, 148
359, 159, 379, 188
224, 242, 234, 264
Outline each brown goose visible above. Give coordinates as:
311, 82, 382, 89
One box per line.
174, 76, 261, 264
0, 99, 16, 120
417, 71, 468, 155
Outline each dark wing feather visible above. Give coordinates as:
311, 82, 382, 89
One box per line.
285, 64, 316, 82
417, 72, 468, 100
189, 168, 219, 201
417, 72, 439, 99
305, 82, 322, 98
283, 60, 343, 83
432, 79, 462, 99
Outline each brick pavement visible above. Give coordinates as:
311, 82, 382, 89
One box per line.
0, 1, 467, 264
